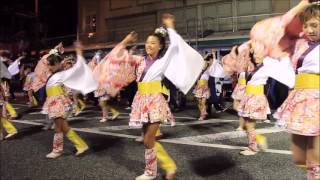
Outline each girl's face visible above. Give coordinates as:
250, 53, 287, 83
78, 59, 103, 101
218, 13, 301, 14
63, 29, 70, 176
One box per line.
48, 62, 61, 73
145, 35, 161, 59
303, 17, 320, 42
63, 63, 72, 70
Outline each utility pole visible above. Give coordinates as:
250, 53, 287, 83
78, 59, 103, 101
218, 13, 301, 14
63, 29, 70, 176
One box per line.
34, 0, 40, 54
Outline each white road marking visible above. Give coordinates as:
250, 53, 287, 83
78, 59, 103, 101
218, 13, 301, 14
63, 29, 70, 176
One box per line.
11, 119, 291, 155
172, 127, 283, 141
98, 119, 238, 131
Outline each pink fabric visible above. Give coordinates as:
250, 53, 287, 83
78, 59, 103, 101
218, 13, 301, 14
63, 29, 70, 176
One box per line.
0, 81, 9, 97
222, 41, 254, 75
291, 39, 310, 69
32, 54, 52, 92
247, 130, 258, 152
274, 89, 320, 136
129, 93, 175, 128
52, 132, 63, 153
250, 0, 309, 59
231, 84, 246, 101
145, 147, 157, 177
93, 44, 140, 97
307, 163, 320, 180
222, 46, 238, 75
193, 83, 210, 99
238, 93, 271, 120
43, 94, 73, 119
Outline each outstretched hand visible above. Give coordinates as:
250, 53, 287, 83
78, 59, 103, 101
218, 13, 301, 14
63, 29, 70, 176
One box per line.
121, 31, 138, 45
55, 42, 64, 54
162, 13, 175, 29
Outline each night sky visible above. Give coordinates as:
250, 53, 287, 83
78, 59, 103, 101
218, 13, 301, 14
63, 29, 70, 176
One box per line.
1, 0, 77, 38
39, 0, 77, 37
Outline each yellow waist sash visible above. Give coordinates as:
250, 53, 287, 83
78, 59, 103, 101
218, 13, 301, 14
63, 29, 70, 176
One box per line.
245, 85, 264, 95
295, 73, 320, 89
238, 77, 246, 85
46, 86, 66, 97
197, 80, 208, 86
138, 81, 169, 96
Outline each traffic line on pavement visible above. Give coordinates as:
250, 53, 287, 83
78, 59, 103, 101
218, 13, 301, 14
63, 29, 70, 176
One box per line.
171, 127, 283, 141
11, 119, 291, 155
159, 139, 292, 155
98, 119, 238, 131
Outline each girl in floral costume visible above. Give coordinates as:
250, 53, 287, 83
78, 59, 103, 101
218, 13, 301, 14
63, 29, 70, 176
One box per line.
274, 3, 320, 179
43, 43, 96, 159
23, 65, 38, 107
97, 14, 204, 179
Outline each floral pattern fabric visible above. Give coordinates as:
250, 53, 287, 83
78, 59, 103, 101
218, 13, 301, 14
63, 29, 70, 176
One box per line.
237, 93, 271, 120
274, 89, 320, 136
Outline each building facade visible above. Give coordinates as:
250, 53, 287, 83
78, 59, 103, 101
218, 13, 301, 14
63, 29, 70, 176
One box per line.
78, 0, 301, 49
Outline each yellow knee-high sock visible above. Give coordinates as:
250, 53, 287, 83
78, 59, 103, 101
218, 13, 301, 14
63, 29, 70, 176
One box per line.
78, 99, 86, 110
1, 118, 17, 134
74, 104, 81, 113
106, 104, 119, 118
66, 129, 88, 151
155, 142, 177, 173
5, 103, 17, 118
256, 134, 268, 150
32, 95, 38, 106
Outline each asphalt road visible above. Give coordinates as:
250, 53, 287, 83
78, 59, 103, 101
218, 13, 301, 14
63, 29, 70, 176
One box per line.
0, 101, 305, 180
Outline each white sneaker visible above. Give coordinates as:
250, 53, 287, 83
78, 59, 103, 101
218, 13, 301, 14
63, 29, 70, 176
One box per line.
46, 151, 63, 159
125, 106, 131, 110
239, 149, 258, 156
75, 146, 89, 156
5, 132, 17, 139
135, 173, 156, 180
74, 110, 81, 116
99, 118, 107, 123
264, 120, 271, 123
111, 112, 120, 120
135, 136, 144, 142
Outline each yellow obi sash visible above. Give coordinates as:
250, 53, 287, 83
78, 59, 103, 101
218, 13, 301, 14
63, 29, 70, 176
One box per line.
245, 85, 264, 95
46, 85, 66, 97
238, 77, 246, 85
138, 81, 169, 96
295, 73, 320, 89
197, 80, 208, 86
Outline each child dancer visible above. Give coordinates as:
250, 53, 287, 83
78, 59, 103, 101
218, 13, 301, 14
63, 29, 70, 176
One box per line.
274, 3, 320, 179
98, 14, 204, 180
0, 61, 18, 139
230, 42, 253, 131
44, 44, 93, 159
193, 53, 213, 120
92, 51, 120, 122
23, 65, 38, 107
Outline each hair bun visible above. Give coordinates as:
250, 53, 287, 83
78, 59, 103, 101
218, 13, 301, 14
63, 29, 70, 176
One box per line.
49, 49, 60, 56
154, 27, 167, 37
